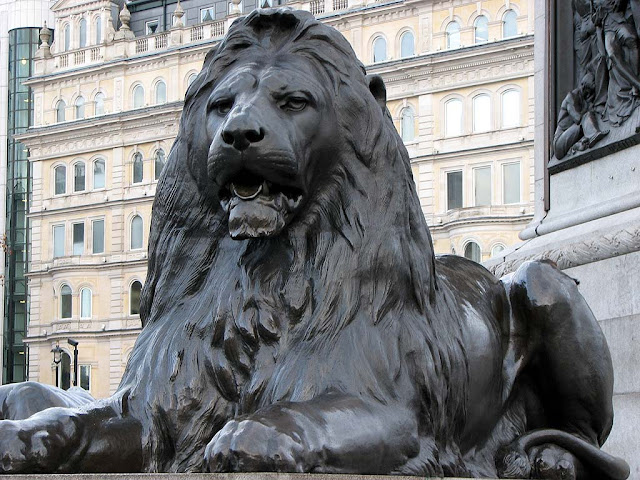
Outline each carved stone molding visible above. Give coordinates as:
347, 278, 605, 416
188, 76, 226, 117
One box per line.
489, 225, 640, 277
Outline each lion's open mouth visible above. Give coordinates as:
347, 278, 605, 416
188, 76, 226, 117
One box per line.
219, 171, 303, 239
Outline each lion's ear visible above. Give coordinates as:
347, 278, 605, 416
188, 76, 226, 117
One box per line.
367, 74, 387, 112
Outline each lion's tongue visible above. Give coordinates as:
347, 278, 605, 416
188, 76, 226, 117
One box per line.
227, 193, 287, 239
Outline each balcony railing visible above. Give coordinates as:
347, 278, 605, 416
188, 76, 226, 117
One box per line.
310, 0, 325, 15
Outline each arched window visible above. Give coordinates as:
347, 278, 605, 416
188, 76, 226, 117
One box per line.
93, 158, 105, 189
373, 37, 387, 63
54, 165, 66, 195
445, 98, 463, 137
133, 85, 144, 109
61, 284, 72, 319
56, 100, 66, 122
491, 243, 506, 257
74, 161, 85, 192
95, 17, 102, 44
446, 21, 461, 49
503, 10, 518, 38
94, 92, 105, 116
63, 24, 70, 51
79, 18, 87, 48
473, 94, 491, 132
75, 96, 85, 119
474, 15, 489, 43
502, 89, 521, 128
132, 152, 143, 183
400, 107, 415, 142
131, 215, 143, 249
155, 80, 167, 104
130, 280, 142, 315
154, 149, 166, 180
80, 288, 92, 318
400, 31, 414, 58
464, 242, 482, 263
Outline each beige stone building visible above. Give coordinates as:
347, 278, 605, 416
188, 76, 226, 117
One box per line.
18, 0, 533, 397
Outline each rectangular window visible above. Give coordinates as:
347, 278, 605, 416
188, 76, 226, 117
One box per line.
145, 20, 159, 35
53, 225, 65, 258
92, 219, 105, 254
503, 162, 521, 204
474, 166, 491, 206
201, 7, 215, 22
80, 365, 91, 391
72, 222, 84, 256
446, 171, 463, 210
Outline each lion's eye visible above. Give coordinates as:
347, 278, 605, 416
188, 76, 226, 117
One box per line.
212, 99, 234, 115
282, 97, 308, 112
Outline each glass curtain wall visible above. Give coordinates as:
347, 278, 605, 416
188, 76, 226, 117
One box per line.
4, 28, 41, 383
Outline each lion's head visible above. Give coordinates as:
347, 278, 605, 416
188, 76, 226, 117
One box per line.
123, 9, 468, 472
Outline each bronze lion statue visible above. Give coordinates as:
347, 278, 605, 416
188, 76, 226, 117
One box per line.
0, 9, 629, 479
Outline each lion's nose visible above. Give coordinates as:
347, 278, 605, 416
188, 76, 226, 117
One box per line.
221, 119, 265, 151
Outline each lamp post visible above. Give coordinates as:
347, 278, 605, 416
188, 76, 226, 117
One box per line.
68, 338, 79, 387
51, 344, 62, 388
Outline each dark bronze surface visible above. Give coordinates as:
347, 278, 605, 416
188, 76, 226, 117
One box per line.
0, 9, 629, 480
553, 0, 640, 162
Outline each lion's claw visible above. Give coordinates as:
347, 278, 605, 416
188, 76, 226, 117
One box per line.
205, 419, 306, 473
530, 444, 578, 480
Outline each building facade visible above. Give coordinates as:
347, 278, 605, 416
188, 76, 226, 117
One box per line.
18, 0, 533, 397
0, 0, 56, 383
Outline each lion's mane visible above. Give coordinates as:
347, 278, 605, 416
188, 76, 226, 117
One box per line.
118, 9, 469, 474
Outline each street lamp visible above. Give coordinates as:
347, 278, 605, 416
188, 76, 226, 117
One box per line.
68, 338, 79, 387
51, 344, 62, 388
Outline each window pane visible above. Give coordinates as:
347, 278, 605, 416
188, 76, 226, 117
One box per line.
79, 18, 87, 48
80, 365, 90, 390
155, 150, 165, 180
492, 244, 506, 256
53, 225, 65, 258
146, 20, 159, 35
201, 7, 215, 22
400, 32, 414, 58
93, 158, 105, 189
95, 18, 101, 44
373, 37, 386, 63
503, 162, 520, 204
61, 285, 72, 318
445, 99, 463, 136
74, 162, 85, 192
94, 93, 104, 115
80, 288, 91, 318
92, 219, 104, 254
130, 281, 142, 315
75, 97, 85, 119
73, 223, 84, 255
447, 171, 463, 210
64, 25, 70, 51
131, 215, 143, 249
55, 165, 66, 194
60, 352, 71, 390
56, 101, 66, 122
474, 166, 491, 206
464, 242, 482, 262
446, 22, 460, 49
133, 86, 144, 108
502, 90, 520, 128
401, 108, 415, 142
155, 81, 166, 104
503, 10, 517, 38
473, 94, 491, 132
474, 16, 488, 43
133, 153, 143, 183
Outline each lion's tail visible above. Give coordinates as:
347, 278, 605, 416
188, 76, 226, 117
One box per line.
495, 428, 630, 480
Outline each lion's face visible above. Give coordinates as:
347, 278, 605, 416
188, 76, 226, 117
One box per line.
205, 56, 340, 239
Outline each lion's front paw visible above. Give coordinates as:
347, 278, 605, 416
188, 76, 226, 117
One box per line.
530, 444, 579, 480
205, 419, 307, 473
0, 421, 29, 473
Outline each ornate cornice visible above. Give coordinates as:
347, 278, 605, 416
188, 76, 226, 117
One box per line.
488, 225, 640, 277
